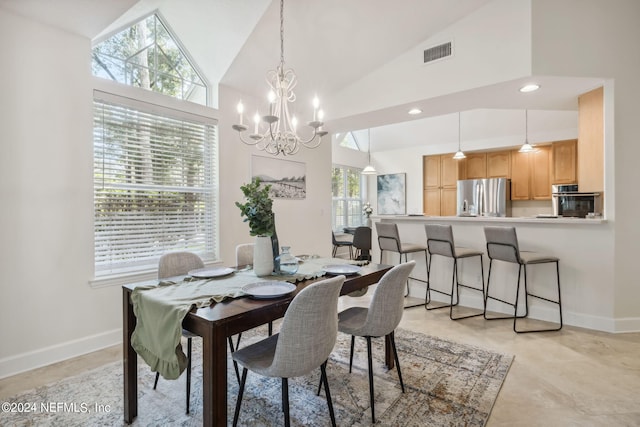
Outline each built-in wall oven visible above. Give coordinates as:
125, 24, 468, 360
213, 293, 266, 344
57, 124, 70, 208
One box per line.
552, 184, 602, 218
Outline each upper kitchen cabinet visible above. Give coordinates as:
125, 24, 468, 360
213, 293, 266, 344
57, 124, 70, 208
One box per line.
423, 154, 459, 216
487, 151, 511, 178
510, 146, 552, 201
552, 139, 577, 184
463, 153, 487, 179
578, 87, 604, 192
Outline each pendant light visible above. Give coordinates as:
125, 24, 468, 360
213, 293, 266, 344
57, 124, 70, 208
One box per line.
519, 109, 534, 153
362, 129, 377, 175
453, 112, 466, 159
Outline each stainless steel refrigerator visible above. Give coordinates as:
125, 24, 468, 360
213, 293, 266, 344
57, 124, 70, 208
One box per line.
457, 178, 511, 217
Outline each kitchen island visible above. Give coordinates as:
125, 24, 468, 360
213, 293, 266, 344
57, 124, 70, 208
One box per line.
371, 215, 616, 332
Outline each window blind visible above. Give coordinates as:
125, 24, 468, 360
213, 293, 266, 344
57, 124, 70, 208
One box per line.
93, 96, 217, 275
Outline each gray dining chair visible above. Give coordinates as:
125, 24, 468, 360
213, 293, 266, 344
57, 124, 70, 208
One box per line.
232, 275, 345, 427
332, 231, 354, 259
153, 251, 240, 414
235, 243, 254, 267
375, 222, 427, 308
425, 224, 485, 320
352, 226, 372, 261
333, 260, 415, 423
484, 226, 562, 333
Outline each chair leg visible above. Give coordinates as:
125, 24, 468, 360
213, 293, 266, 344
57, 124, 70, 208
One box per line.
389, 331, 405, 393
153, 372, 159, 390
228, 336, 241, 384
484, 260, 528, 322
349, 335, 355, 373
282, 377, 290, 427
450, 255, 485, 320
366, 336, 376, 423
232, 368, 248, 427
186, 337, 192, 414
321, 361, 337, 427
514, 261, 563, 333
425, 255, 456, 311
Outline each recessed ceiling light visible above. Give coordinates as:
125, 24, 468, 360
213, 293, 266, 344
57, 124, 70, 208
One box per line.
408, 108, 422, 115
520, 84, 540, 93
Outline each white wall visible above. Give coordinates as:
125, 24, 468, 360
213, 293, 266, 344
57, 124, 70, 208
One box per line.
531, 0, 640, 324
0, 9, 122, 377
326, 0, 532, 120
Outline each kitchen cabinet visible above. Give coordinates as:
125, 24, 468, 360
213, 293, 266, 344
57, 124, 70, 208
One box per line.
510, 146, 552, 200
510, 150, 530, 200
423, 154, 459, 216
464, 153, 487, 179
552, 139, 577, 184
530, 146, 552, 199
487, 151, 511, 178
578, 87, 603, 192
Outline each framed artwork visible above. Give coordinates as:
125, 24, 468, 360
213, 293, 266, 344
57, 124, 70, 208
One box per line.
377, 173, 406, 215
251, 155, 306, 199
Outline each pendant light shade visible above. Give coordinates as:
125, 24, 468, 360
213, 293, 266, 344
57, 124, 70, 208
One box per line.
519, 110, 535, 153
362, 129, 377, 175
453, 112, 466, 159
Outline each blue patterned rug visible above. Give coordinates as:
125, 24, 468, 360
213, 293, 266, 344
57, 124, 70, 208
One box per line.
3, 328, 512, 426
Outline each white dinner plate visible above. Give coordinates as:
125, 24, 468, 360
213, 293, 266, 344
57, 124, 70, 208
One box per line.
188, 267, 235, 279
322, 264, 362, 276
242, 281, 296, 299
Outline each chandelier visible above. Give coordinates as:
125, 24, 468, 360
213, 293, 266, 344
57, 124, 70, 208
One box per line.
232, 0, 327, 156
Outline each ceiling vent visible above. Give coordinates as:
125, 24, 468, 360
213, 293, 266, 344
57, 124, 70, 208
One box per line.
423, 41, 452, 64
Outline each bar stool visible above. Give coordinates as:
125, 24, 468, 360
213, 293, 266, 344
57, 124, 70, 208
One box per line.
483, 226, 562, 333
424, 224, 485, 320
375, 222, 427, 308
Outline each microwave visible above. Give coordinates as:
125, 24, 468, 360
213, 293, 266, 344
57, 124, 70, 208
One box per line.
552, 184, 602, 218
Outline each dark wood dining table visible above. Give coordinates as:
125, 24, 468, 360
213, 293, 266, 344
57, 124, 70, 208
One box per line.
122, 262, 392, 426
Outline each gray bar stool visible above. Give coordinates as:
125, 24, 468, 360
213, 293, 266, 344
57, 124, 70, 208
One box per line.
375, 222, 427, 308
424, 224, 485, 320
483, 226, 563, 333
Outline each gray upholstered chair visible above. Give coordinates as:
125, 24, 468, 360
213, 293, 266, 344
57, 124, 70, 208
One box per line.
332, 231, 354, 259
424, 224, 485, 320
484, 226, 562, 333
335, 261, 415, 423
153, 251, 240, 413
235, 243, 254, 267
352, 226, 372, 261
232, 275, 345, 427
375, 222, 427, 307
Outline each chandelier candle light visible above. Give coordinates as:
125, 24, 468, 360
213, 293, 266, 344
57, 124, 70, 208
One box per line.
232, 0, 327, 155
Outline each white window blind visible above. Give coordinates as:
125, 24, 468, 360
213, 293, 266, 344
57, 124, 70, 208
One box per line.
93, 94, 217, 276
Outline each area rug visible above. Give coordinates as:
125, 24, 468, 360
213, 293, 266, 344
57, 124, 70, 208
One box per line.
2, 328, 512, 426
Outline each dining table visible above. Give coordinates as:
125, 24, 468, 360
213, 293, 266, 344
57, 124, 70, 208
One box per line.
122, 260, 393, 426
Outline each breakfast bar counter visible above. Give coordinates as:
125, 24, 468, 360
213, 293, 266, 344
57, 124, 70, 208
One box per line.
370, 215, 615, 332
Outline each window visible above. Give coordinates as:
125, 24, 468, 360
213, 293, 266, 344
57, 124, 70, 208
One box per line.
93, 92, 217, 276
332, 166, 366, 231
92, 13, 207, 105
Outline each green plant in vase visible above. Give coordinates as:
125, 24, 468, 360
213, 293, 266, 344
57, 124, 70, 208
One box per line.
236, 178, 278, 276
236, 177, 275, 237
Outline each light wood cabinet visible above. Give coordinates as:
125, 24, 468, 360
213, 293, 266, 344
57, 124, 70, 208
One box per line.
510, 150, 531, 200
530, 146, 552, 199
423, 154, 459, 216
552, 139, 577, 184
464, 153, 487, 179
487, 151, 511, 178
578, 87, 603, 192
510, 146, 552, 200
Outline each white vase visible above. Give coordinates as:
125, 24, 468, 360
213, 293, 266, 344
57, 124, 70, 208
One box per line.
253, 235, 274, 277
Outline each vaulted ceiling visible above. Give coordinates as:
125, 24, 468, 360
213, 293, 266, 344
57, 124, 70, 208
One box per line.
1, 0, 603, 151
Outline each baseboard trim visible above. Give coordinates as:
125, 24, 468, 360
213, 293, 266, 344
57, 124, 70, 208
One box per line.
407, 281, 639, 333
0, 329, 121, 380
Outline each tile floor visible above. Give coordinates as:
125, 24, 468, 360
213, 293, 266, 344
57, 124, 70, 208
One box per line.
1, 291, 639, 426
